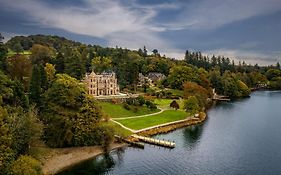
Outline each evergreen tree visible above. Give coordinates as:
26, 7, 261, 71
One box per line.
12, 42, 23, 54
53, 52, 64, 73
29, 65, 42, 106
277, 62, 280, 69
143, 46, 147, 57
0, 33, 8, 71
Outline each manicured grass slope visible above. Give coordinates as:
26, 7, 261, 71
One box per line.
100, 102, 160, 118
101, 121, 133, 137
118, 110, 190, 130
154, 99, 185, 109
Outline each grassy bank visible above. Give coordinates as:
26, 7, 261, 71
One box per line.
154, 98, 185, 109
101, 121, 133, 137
100, 102, 160, 118
117, 110, 190, 130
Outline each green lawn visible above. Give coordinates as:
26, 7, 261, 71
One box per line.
169, 89, 184, 97
7, 49, 32, 57
101, 121, 133, 137
100, 102, 160, 118
117, 110, 190, 130
154, 98, 185, 109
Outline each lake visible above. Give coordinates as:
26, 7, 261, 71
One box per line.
59, 91, 281, 175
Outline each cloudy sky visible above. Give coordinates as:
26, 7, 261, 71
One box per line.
1, 0, 281, 65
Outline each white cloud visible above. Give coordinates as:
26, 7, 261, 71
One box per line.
167, 0, 281, 30
0, 0, 178, 53
205, 49, 281, 66
1, 0, 280, 65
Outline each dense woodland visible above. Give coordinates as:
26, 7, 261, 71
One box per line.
0, 34, 281, 175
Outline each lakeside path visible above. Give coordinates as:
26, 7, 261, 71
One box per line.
42, 143, 126, 175
113, 108, 165, 120
110, 107, 166, 133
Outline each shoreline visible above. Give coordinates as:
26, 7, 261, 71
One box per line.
42, 143, 127, 175
135, 112, 207, 137
42, 113, 207, 175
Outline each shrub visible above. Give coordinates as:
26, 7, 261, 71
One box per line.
170, 100, 179, 110
145, 100, 157, 110
132, 106, 139, 113
11, 155, 42, 175
184, 96, 200, 114
136, 96, 146, 106
123, 103, 131, 110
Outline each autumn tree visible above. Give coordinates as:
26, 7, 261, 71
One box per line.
7, 54, 32, 90
44, 63, 56, 83
183, 81, 210, 108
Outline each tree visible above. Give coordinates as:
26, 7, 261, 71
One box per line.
222, 72, 239, 98
53, 52, 64, 73
184, 96, 200, 114
152, 49, 159, 56
64, 47, 86, 80
43, 74, 112, 147
0, 106, 15, 174
29, 66, 42, 106
0, 70, 14, 104
237, 80, 250, 97
10, 107, 42, 155
12, 42, 23, 54
44, 63, 56, 83
265, 69, 281, 81
91, 56, 112, 73
170, 100, 179, 110
30, 44, 54, 65
167, 66, 197, 89
0, 33, 8, 71
11, 80, 29, 109
11, 155, 42, 175
183, 81, 210, 108
143, 46, 148, 57
277, 62, 280, 69
6, 54, 32, 89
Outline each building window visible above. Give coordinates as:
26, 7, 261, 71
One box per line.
90, 90, 92, 94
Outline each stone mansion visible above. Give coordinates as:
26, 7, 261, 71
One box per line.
84, 71, 120, 96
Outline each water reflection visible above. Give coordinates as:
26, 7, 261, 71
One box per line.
183, 124, 203, 148
58, 147, 125, 175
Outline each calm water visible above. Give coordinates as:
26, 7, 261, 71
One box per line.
60, 91, 281, 175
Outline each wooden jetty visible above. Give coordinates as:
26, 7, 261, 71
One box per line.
132, 134, 175, 148
213, 96, 230, 101
212, 94, 230, 101
115, 135, 144, 149
212, 89, 231, 101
